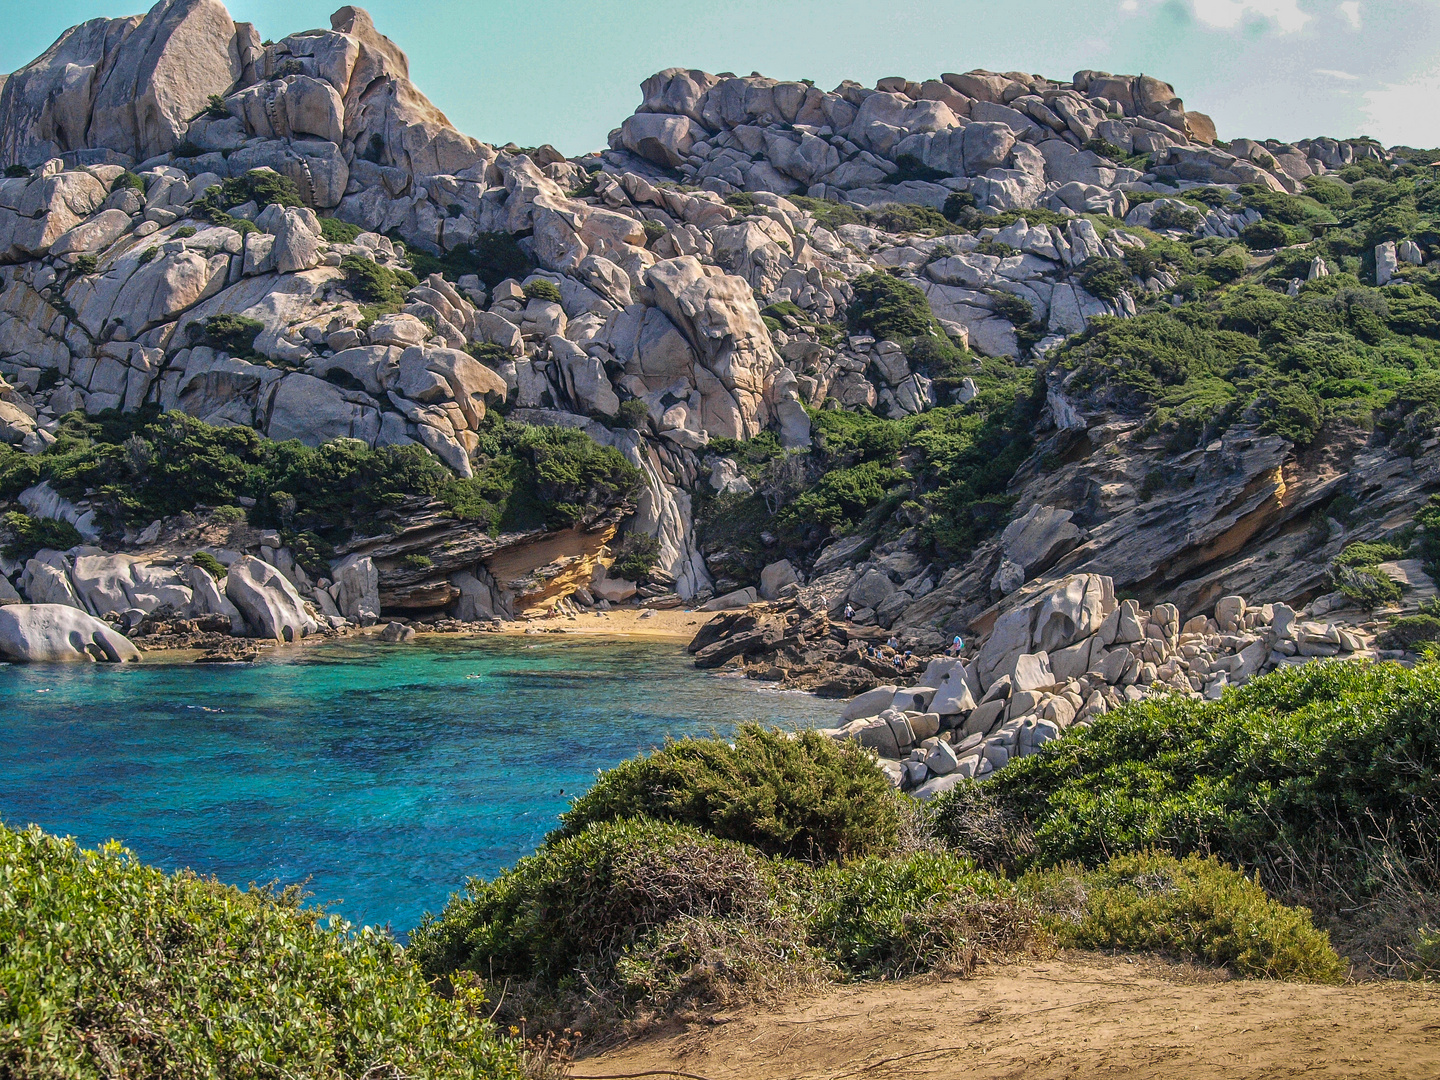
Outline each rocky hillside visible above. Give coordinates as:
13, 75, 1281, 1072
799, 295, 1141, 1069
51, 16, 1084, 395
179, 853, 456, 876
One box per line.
0, 0, 1437, 660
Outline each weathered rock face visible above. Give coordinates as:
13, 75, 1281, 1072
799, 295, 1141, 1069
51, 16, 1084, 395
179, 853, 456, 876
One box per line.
0, 0, 248, 166
0, 603, 142, 662
225, 555, 319, 641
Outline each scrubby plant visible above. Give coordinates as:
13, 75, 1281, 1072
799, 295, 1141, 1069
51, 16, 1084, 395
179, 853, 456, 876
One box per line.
809, 852, 1035, 978
190, 313, 265, 358
172, 225, 196, 239
926, 660, 1440, 969
0, 824, 523, 1079
614, 397, 649, 431
190, 551, 227, 579
4, 165, 31, 179
1080, 257, 1133, 301
318, 216, 361, 244
1024, 852, 1345, 981
400, 553, 434, 570
340, 253, 415, 309
70, 254, 98, 276
1, 511, 82, 560
555, 725, 902, 862
608, 531, 660, 582
522, 278, 563, 303
110, 171, 145, 194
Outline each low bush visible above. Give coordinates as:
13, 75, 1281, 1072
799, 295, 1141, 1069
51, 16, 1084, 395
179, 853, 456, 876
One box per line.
409, 819, 808, 1013
1024, 852, 1345, 981
1080, 257, 1132, 301
1383, 614, 1440, 650
848, 271, 937, 340
1333, 540, 1405, 567
608, 531, 660, 581
1, 511, 82, 561
190, 313, 265, 358
809, 852, 1035, 978
614, 397, 649, 430
0, 823, 523, 1079
318, 216, 361, 244
110, 171, 144, 194
190, 551, 227, 579
523, 279, 563, 303
341, 253, 416, 308
554, 725, 902, 862
927, 660, 1440, 969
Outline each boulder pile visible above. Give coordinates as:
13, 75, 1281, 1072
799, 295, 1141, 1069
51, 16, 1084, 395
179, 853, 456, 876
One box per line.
819, 574, 1376, 796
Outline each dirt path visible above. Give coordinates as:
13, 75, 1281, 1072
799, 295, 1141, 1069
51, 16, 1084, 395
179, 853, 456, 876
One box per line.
571, 955, 1440, 1080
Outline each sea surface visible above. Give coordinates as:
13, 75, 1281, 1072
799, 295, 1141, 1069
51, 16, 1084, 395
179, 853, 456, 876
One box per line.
0, 634, 836, 935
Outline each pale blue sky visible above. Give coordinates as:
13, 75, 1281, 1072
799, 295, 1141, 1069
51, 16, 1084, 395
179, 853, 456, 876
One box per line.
3, 0, 1439, 153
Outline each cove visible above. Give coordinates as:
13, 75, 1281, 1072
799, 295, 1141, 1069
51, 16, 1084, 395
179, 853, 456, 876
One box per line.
0, 635, 836, 935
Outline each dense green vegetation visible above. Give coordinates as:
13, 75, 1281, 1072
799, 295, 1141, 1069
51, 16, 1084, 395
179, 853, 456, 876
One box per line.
0, 409, 641, 543
698, 360, 1040, 585
1, 510, 81, 561
414, 686, 1356, 1030
1056, 168, 1440, 450
928, 659, 1440, 971
555, 725, 901, 860
0, 823, 523, 1078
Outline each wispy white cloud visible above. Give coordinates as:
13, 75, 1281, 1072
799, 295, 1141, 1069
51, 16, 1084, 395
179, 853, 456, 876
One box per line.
1338, 1, 1362, 30
1315, 68, 1360, 80
1190, 0, 1312, 32
1120, 0, 1313, 31
1363, 68, 1440, 146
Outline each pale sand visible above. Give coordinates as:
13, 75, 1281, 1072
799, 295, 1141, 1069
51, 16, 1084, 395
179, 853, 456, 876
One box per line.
490, 607, 712, 641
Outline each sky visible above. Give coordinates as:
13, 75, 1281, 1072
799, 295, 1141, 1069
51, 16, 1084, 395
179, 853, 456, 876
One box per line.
2, 0, 1439, 154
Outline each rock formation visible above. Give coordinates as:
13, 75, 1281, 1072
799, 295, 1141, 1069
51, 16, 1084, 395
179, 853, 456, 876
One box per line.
0, 0, 1433, 650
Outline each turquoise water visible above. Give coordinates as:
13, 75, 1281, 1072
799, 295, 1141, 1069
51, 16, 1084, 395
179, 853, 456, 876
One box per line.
0, 635, 836, 936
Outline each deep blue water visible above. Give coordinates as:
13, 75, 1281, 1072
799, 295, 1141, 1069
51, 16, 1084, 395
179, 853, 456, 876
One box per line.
0, 635, 835, 935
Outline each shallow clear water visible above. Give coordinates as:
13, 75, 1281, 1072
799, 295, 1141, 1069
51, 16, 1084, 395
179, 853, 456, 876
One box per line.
0, 635, 836, 935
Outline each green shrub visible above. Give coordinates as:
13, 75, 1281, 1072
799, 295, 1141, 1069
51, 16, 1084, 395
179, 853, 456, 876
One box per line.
1241, 220, 1293, 249
934, 661, 1440, 903
400, 553, 434, 570
1331, 562, 1403, 607
409, 818, 792, 991
0, 823, 523, 1079
172, 139, 204, 159
1, 511, 82, 560
554, 725, 902, 862
464, 341, 514, 367
137, 247, 159, 265
70, 254, 98, 276
340, 253, 413, 308
809, 852, 1033, 978
614, 397, 649, 430
203, 93, 230, 119
318, 216, 361, 244
190, 551, 227, 579
1333, 541, 1405, 567
1080, 257, 1133, 301
209, 505, 246, 524
110, 171, 145, 194
1024, 852, 1345, 981
1382, 614, 1440, 650
942, 191, 977, 222
641, 218, 667, 242
399, 232, 531, 291
1151, 201, 1204, 231
190, 313, 265, 358
173, 225, 196, 239
522, 279, 563, 303
4, 165, 31, 179
608, 531, 660, 581
848, 272, 938, 341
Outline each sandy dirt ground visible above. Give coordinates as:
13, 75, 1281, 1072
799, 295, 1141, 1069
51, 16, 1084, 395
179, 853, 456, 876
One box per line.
489, 608, 712, 641
570, 955, 1440, 1080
